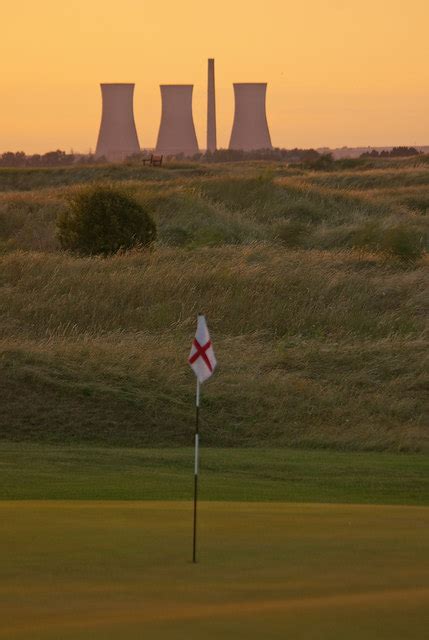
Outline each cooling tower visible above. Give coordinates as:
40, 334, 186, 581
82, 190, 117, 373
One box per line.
95, 83, 140, 162
156, 85, 199, 157
207, 59, 217, 153
229, 83, 273, 151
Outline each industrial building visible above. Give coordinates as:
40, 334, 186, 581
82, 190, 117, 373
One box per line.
95, 62, 273, 159
155, 85, 199, 157
95, 83, 140, 162
229, 83, 272, 151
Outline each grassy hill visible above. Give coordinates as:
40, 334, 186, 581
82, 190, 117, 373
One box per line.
0, 158, 427, 451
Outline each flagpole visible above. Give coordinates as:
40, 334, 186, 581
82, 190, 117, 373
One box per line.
192, 378, 200, 563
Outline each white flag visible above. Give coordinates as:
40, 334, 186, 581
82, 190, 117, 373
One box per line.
188, 315, 217, 383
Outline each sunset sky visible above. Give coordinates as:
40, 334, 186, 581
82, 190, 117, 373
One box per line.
1, 0, 429, 153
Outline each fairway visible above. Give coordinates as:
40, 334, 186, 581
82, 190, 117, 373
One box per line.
1, 501, 428, 639
1, 443, 428, 504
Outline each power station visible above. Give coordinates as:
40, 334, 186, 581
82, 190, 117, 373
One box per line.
229, 83, 272, 151
155, 85, 199, 157
95, 84, 140, 162
95, 61, 273, 160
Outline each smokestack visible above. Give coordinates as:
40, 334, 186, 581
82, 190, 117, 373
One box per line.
229, 83, 273, 151
95, 83, 140, 162
207, 59, 217, 153
155, 85, 199, 157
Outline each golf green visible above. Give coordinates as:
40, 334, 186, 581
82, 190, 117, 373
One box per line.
1, 501, 428, 639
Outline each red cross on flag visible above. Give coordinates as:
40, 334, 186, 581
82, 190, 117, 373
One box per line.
188, 315, 217, 383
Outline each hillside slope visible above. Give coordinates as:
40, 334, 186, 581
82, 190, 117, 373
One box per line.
0, 160, 427, 451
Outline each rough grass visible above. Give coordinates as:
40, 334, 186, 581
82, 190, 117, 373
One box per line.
1, 247, 426, 339
0, 159, 427, 451
1, 158, 428, 254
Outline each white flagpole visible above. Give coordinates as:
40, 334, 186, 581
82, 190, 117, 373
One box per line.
192, 379, 200, 563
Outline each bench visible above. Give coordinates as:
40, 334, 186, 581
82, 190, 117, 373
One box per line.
151, 155, 163, 167
142, 154, 163, 167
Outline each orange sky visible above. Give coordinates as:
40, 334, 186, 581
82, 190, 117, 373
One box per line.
1, 0, 429, 153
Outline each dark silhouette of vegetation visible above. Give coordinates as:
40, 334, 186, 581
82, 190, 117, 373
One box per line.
361, 147, 421, 158
275, 220, 310, 247
0, 150, 96, 167
57, 185, 157, 256
381, 226, 424, 263
352, 221, 424, 263
301, 153, 335, 171
127, 148, 322, 163
201, 148, 321, 163
0, 146, 424, 168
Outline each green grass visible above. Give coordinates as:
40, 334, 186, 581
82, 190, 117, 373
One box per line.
1, 500, 428, 639
1, 443, 428, 504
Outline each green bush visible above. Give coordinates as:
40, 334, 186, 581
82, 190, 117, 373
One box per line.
351, 221, 382, 251
381, 226, 423, 263
160, 226, 192, 246
275, 220, 310, 247
57, 185, 157, 256
282, 201, 324, 223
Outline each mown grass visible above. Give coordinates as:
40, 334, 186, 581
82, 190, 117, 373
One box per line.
1, 501, 428, 639
1, 443, 428, 504
0, 159, 427, 451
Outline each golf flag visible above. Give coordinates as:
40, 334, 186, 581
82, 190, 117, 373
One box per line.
188, 314, 216, 563
188, 315, 217, 383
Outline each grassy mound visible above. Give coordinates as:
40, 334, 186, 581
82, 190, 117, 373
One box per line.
0, 159, 427, 451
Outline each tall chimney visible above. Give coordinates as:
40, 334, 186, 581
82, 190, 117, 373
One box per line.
95, 83, 140, 162
207, 59, 217, 153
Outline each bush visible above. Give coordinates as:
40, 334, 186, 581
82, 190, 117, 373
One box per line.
161, 226, 192, 246
381, 226, 423, 263
351, 221, 382, 251
57, 185, 157, 256
304, 153, 335, 171
282, 201, 324, 223
275, 220, 310, 247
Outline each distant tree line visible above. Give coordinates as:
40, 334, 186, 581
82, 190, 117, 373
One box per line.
128, 148, 322, 163
0, 145, 422, 167
0, 150, 96, 167
360, 147, 421, 158
197, 148, 322, 163
0, 148, 323, 167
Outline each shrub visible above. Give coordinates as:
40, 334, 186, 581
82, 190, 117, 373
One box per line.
351, 221, 382, 251
381, 226, 424, 263
304, 153, 335, 171
400, 194, 429, 214
275, 220, 310, 247
57, 185, 157, 256
282, 201, 324, 223
161, 226, 192, 246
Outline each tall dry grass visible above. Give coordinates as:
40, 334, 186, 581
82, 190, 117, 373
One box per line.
0, 159, 427, 450
0, 247, 426, 340
1, 162, 427, 254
